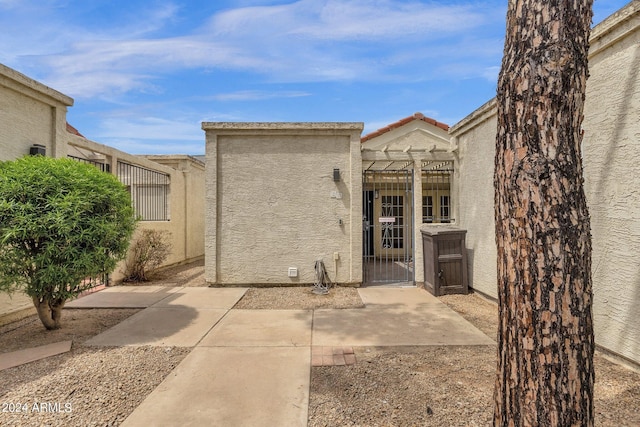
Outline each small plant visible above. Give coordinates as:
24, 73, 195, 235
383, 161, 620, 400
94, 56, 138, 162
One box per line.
124, 229, 172, 282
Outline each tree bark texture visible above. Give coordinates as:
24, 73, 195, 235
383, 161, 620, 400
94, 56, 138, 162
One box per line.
494, 1, 595, 426
33, 296, 65, 330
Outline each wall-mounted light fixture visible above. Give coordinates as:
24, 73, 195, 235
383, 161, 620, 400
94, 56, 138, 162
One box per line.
333, 168, 340, 182
374, 190, 379, 199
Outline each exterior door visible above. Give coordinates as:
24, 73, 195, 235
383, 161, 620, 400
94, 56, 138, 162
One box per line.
362, 170, 414, 284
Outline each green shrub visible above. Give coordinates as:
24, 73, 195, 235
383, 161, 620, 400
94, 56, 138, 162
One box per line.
0, 156, 137, 329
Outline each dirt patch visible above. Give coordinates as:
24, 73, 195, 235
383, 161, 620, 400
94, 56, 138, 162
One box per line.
0, 308, 140, 353
310, 345, 495, 426
122, 258, 206, 287
234, 286, 365, 310
309, 292, 640, 427
1, 308, 190, 426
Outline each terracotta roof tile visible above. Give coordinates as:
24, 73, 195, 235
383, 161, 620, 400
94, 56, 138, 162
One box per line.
66, 122, 85, 138
361, 112, 449, 143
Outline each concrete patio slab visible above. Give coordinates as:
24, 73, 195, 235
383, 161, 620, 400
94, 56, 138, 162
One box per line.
199, 310, 312, 347
0, 341, 72, 371
151, 287, 247, 309
358, 287, 442, 309
84, 307, 227, 347
312, 304, 495, 347
66, 286, 180, 308
122, 346, 310, 427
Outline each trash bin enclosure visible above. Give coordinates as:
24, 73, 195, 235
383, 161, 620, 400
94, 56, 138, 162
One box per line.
421, 226, 468, 296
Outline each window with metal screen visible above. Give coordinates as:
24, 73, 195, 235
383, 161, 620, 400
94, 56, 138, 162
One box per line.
117, 161, 170, 221
422, 163, 453, 223
440, 195, 450, 222
422, 195, 434, 223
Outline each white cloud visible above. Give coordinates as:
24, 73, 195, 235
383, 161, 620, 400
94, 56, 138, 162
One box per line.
211, 90, 311, 101
3, 0, 505, 98
97, 116, 203, 141
211, 0, 486, 40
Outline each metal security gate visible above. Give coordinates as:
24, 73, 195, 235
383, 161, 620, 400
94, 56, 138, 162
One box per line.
362, 170, 414, 285
117, 161, 170, 221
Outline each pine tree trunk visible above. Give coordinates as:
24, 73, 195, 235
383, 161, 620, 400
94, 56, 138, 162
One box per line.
494, 1, 595, 426
33, 296, 65, 330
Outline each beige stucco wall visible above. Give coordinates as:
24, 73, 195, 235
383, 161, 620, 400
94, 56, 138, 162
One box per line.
0, 63, 72, 160
450, 2, 640, 365
68, 136, 206, 283
582, 3, 640, 365
203, 122, 363, 286
449, 99, 498, 299
144, 155, 206, 262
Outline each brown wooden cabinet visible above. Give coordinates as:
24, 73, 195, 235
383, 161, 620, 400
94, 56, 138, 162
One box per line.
421, 226, 468, 296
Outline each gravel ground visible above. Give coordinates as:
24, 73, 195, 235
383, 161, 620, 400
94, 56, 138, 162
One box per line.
1, 261, 639, 426
235, 286, 365, 310
309, 293, 640, 426
0, 309, 190, 427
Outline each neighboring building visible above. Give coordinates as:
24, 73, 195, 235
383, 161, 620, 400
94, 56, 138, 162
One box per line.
582, 2, 640, 367
202, 114, 454, 288
451, 1, 640, 366
0, 63, 72, 160
0, 63, 206, 326
67, 135, 206, 282
0, 64, 75, 324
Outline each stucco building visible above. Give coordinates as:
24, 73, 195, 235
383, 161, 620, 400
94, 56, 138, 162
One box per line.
360, 113, 454, 286
203, 2, 639, 367
203, 122, 364, 286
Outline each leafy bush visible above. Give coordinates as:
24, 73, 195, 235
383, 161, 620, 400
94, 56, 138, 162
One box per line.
124, 229, 172, 282
0, 156, 137, 329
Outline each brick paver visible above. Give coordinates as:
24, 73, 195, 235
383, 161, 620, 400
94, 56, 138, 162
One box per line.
311, 346, 356, 367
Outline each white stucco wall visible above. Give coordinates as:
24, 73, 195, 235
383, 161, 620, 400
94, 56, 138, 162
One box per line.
451, 2, 640, 365
582, 3, 640, 365
203, 122, 363, 286
0, 64, 72, 160
450, 100, 498, 299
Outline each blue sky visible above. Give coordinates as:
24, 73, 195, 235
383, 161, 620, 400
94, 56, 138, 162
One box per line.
0, 0, 631, 155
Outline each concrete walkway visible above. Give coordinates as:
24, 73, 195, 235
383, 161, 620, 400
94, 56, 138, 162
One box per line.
66, 286, 493, 426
